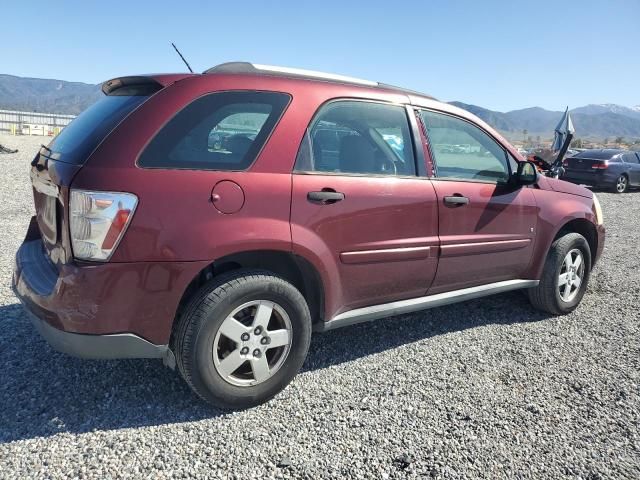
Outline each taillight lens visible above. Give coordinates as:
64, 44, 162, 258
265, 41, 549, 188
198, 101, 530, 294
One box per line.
591, 161, 609, 169
70, 189, 138, 261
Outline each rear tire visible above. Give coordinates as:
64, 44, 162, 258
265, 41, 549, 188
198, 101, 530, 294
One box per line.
613, 174, 628, 193
527, 232, 591, 315
173, 270, 312, 409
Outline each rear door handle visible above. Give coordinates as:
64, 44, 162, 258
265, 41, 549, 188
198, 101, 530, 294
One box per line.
307, 190, 345, 204
443, 195, 469, 206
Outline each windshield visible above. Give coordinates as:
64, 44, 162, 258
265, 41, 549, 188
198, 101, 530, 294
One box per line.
47, 95, 148, 165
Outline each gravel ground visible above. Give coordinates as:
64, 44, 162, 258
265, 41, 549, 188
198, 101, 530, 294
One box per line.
0, 133, 638, 479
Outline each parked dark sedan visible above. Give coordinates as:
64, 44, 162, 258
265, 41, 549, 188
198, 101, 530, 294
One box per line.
562, 149, 640, 193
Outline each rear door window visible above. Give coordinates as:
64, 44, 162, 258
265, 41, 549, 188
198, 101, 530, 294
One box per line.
295, 100, 416, 176
138, 91, 290, 170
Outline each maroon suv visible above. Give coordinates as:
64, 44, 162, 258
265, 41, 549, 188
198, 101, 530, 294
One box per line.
13, 63, 605, 408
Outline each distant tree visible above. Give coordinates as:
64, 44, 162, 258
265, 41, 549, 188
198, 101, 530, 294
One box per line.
615, 136, 624, 145
536, 135, 541, 143
603, 137, 609, 145
522, 129, 528, 143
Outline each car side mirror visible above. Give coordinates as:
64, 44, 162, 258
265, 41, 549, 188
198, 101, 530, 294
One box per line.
514, 160, 538, 186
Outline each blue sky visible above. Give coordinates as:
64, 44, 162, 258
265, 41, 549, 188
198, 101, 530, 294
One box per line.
6, 0, 639, 111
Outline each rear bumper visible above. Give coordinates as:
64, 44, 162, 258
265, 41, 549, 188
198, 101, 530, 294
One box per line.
562, 170, 616, 188
19, 303, 170, 360
12, 231, 208, 357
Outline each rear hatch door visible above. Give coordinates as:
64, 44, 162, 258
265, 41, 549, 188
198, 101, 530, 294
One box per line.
30, 149, 81, 264
30, 77, 163, 264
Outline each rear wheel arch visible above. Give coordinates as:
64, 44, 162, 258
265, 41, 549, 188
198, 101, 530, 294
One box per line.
172, 250, 325, 343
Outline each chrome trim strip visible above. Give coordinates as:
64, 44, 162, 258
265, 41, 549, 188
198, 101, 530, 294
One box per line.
440, 239, 531, 257
340, 246, 431, 264
315, 279, 539, 332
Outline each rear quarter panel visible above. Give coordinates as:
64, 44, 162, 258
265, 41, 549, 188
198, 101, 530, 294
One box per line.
72, 75, 308, 263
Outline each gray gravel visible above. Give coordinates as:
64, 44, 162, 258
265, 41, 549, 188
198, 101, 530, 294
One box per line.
0, 133, 638, 479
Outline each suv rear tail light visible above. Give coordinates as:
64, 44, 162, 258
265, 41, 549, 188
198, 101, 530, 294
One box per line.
591, 161, 609, 169
70, 189, 138, 261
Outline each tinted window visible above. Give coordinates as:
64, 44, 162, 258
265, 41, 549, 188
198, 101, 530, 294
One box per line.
139, 91, 290, 170
295, 101, 416, 176
48, 95, 148, 165
507, 152, 519, 172
420, 110, 509, 182
623, 153, 639, 164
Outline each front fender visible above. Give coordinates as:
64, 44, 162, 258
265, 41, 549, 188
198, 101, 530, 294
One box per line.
527, 188, 598, 280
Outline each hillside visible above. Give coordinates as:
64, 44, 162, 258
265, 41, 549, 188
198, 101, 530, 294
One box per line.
0, 74, 101, 115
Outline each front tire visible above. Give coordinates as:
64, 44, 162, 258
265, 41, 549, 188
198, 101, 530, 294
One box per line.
527, 232, 591, 315
173, 270, 312, 409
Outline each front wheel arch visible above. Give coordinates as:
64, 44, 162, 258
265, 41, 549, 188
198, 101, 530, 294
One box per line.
551, 218, 598, 269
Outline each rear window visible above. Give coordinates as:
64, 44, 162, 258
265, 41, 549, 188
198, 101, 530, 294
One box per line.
48, 95, 148, 165
138, 91, 290, 170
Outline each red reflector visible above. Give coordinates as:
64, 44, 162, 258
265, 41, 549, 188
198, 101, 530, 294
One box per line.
101, 209, 131, 250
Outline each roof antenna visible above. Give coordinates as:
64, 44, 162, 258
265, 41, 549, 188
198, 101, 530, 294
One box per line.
171, 42, 194, 73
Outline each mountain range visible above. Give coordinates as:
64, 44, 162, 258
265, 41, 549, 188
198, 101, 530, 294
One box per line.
0, 74, 101, 115
1, 73, 638, 140
450, 102, 640, 140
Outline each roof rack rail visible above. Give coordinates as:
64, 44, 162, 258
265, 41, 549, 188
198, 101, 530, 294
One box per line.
204, 62, 378, 87
203, 62, 436, 100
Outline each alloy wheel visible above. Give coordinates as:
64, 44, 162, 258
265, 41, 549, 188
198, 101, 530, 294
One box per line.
558, 248, 585, 302
213, 300, 292, 387
616, 175, 628, 193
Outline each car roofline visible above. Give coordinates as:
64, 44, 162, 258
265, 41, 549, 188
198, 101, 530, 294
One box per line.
203, 62, 437, 101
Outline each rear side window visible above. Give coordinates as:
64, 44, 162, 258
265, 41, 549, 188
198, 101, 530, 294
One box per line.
420, 110, 510, 183
623, 153, 639, 164
295, 100, 416, 176
139, 91, 290, 170
48, 95, 148, 165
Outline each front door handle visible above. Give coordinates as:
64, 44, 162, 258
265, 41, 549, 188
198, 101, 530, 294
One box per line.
443, 195, 469, 206
307, 190, 345, 204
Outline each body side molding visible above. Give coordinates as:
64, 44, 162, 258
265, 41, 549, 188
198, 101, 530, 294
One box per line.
339, 246, 431, 264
